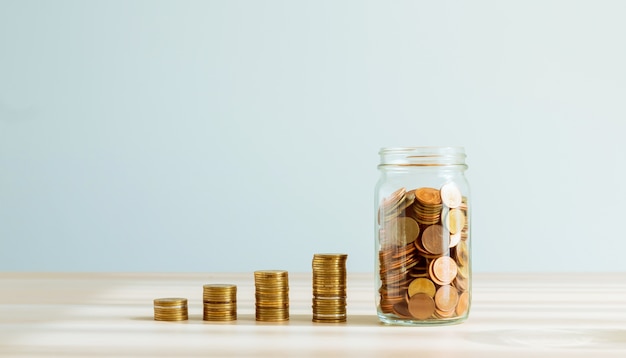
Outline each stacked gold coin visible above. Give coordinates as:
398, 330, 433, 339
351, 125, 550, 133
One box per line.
203, 284, 237, 321
254, 270, 289, 322
153, 298, 188, 321
312, 253, 348, 323
378, 182, 470, 321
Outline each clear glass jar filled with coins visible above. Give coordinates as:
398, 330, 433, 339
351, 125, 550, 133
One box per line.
375, 147, 471, 325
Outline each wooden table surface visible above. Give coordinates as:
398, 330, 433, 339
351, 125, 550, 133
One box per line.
1, 272, 626, 357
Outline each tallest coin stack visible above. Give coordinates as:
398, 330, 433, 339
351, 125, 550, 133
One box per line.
312, 253, 348, 323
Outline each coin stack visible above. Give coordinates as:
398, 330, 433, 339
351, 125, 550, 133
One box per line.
254, 270, 289, 322
203, 284, 237, 321
153, 298, 188, 321
378, 182, 470, 321
311, 253, 348, 323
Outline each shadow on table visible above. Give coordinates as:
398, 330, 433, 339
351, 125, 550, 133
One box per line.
131, 313, 382, 326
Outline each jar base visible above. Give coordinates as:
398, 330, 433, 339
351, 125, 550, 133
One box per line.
377, 312, 468, 326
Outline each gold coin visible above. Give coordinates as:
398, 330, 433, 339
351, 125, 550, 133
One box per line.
312, 313, 347, 323
154, 309, 189, 321
387, 217, 420, 246
407, 293, 435, 320
204, 286, 237, 301
432, 256, 458, 284
415, 187, 442, 206
313, 253, 348, 259
153, 298, 187, 307
434, 284, 459, 312
407, 278, 436, 298
204, 316, 236, 322
313, 281, 346, 287
455, 240, 469, 267
254, 270, 288, 278
440, 183, 462, 208
154, 316, 188, 322
313, 301, 347, 308
312, 307, 347, 315
203, 283, 236, 291
255, 309, 289, 315
153, 311, 188, 317
312, 319, 347, 323
421, 224, 448, 255
445, 209, 466, 235
255, 299, 289, 306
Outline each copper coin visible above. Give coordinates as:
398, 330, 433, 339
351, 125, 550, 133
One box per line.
432, 256, 458, 284
456, 291, 470, 316
440, 183, 462, 208
379, 301, 394, 313
434, 285, 459, 312
387, 190, 415, 217
435, 307, 457, 318
454, 275, 468, 291
428, 261, 444, 286
391, 243, 417, 258
392, 301, 412, 318
415, 187, 442, 206
445, 209, 466, 235
407, 293, 435, 320
407, 277, 436, 298
421, 224, 448, 255
381, 187, 406, 210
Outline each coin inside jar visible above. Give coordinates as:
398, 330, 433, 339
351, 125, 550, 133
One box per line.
407, 293, 435, 320
376, 147, 471, 325
456, 291, 470, 316
435, 285, 459, 312
449, 231, 461, 248
421, 224, 448, 255
381, 187, 406, 211
432, 256, 458, 284
392, 301, 413, 319
407, 277, 436, 298
440, 183, 462, 208
388, 217, 420, 246
415, 187, 442, 206
455, 240, 469, 267
445, 209, 466, 235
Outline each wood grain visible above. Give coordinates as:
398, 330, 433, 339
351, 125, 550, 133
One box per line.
1, 272, 626, 357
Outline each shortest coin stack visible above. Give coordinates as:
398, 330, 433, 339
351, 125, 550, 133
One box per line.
254, 270, 289, 322
203, 284, 237, 321
312, 253, 348, 323
153, 298, 188, 321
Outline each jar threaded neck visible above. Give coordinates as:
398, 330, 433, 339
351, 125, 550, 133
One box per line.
378, 147, 467, 167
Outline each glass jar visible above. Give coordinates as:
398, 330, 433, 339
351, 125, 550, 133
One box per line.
374, 147, 471, 325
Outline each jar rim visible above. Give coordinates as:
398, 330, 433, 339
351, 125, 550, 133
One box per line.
378, 146, 467, 166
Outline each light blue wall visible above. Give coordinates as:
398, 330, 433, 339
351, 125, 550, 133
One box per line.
1, 0, 625, 272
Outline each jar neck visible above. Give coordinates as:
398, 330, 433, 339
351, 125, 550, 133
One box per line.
378, 147, 467, 168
